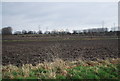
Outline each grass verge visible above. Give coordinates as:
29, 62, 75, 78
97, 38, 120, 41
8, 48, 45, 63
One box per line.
2, 58, 120, 79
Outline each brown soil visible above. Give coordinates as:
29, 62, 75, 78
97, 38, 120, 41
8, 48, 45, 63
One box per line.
2, 35, 119, 66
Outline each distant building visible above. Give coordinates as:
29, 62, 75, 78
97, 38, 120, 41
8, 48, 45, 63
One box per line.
73, 30, 81, 34
83, 28, 108, 33
111, 27, 119, 31
14, 31, 22, 35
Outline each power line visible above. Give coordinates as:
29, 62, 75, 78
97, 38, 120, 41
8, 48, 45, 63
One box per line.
102, 21, 105, 28
38, 25, 41, 31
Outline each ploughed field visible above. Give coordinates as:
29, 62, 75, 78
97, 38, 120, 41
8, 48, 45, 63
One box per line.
2, 35, 119, 66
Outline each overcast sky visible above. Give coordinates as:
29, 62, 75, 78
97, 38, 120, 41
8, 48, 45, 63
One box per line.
2, 2, 118, 32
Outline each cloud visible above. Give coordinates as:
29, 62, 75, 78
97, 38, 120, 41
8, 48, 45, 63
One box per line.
2, 0, 119, 2
2, 2, 118, 32
0, 2, 2, 27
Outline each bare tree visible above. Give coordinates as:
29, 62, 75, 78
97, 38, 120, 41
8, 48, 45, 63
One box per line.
2, 27, 12, 35
28, 31, 34, 34
38, 30, 42, 34
44, 31, 50, 34
22, 30, 27, 34
72, 30, 79, 34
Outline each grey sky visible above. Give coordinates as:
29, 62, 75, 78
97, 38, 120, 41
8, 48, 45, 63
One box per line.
2, 2, 118, 32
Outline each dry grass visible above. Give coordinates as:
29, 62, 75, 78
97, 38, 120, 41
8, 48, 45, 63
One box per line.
2, 58, 120, 79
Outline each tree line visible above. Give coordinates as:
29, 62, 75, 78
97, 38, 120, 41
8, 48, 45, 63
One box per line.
1, 26, 119, 36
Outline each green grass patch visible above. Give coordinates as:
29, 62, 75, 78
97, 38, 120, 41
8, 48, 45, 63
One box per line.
67, 64, 119, 79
